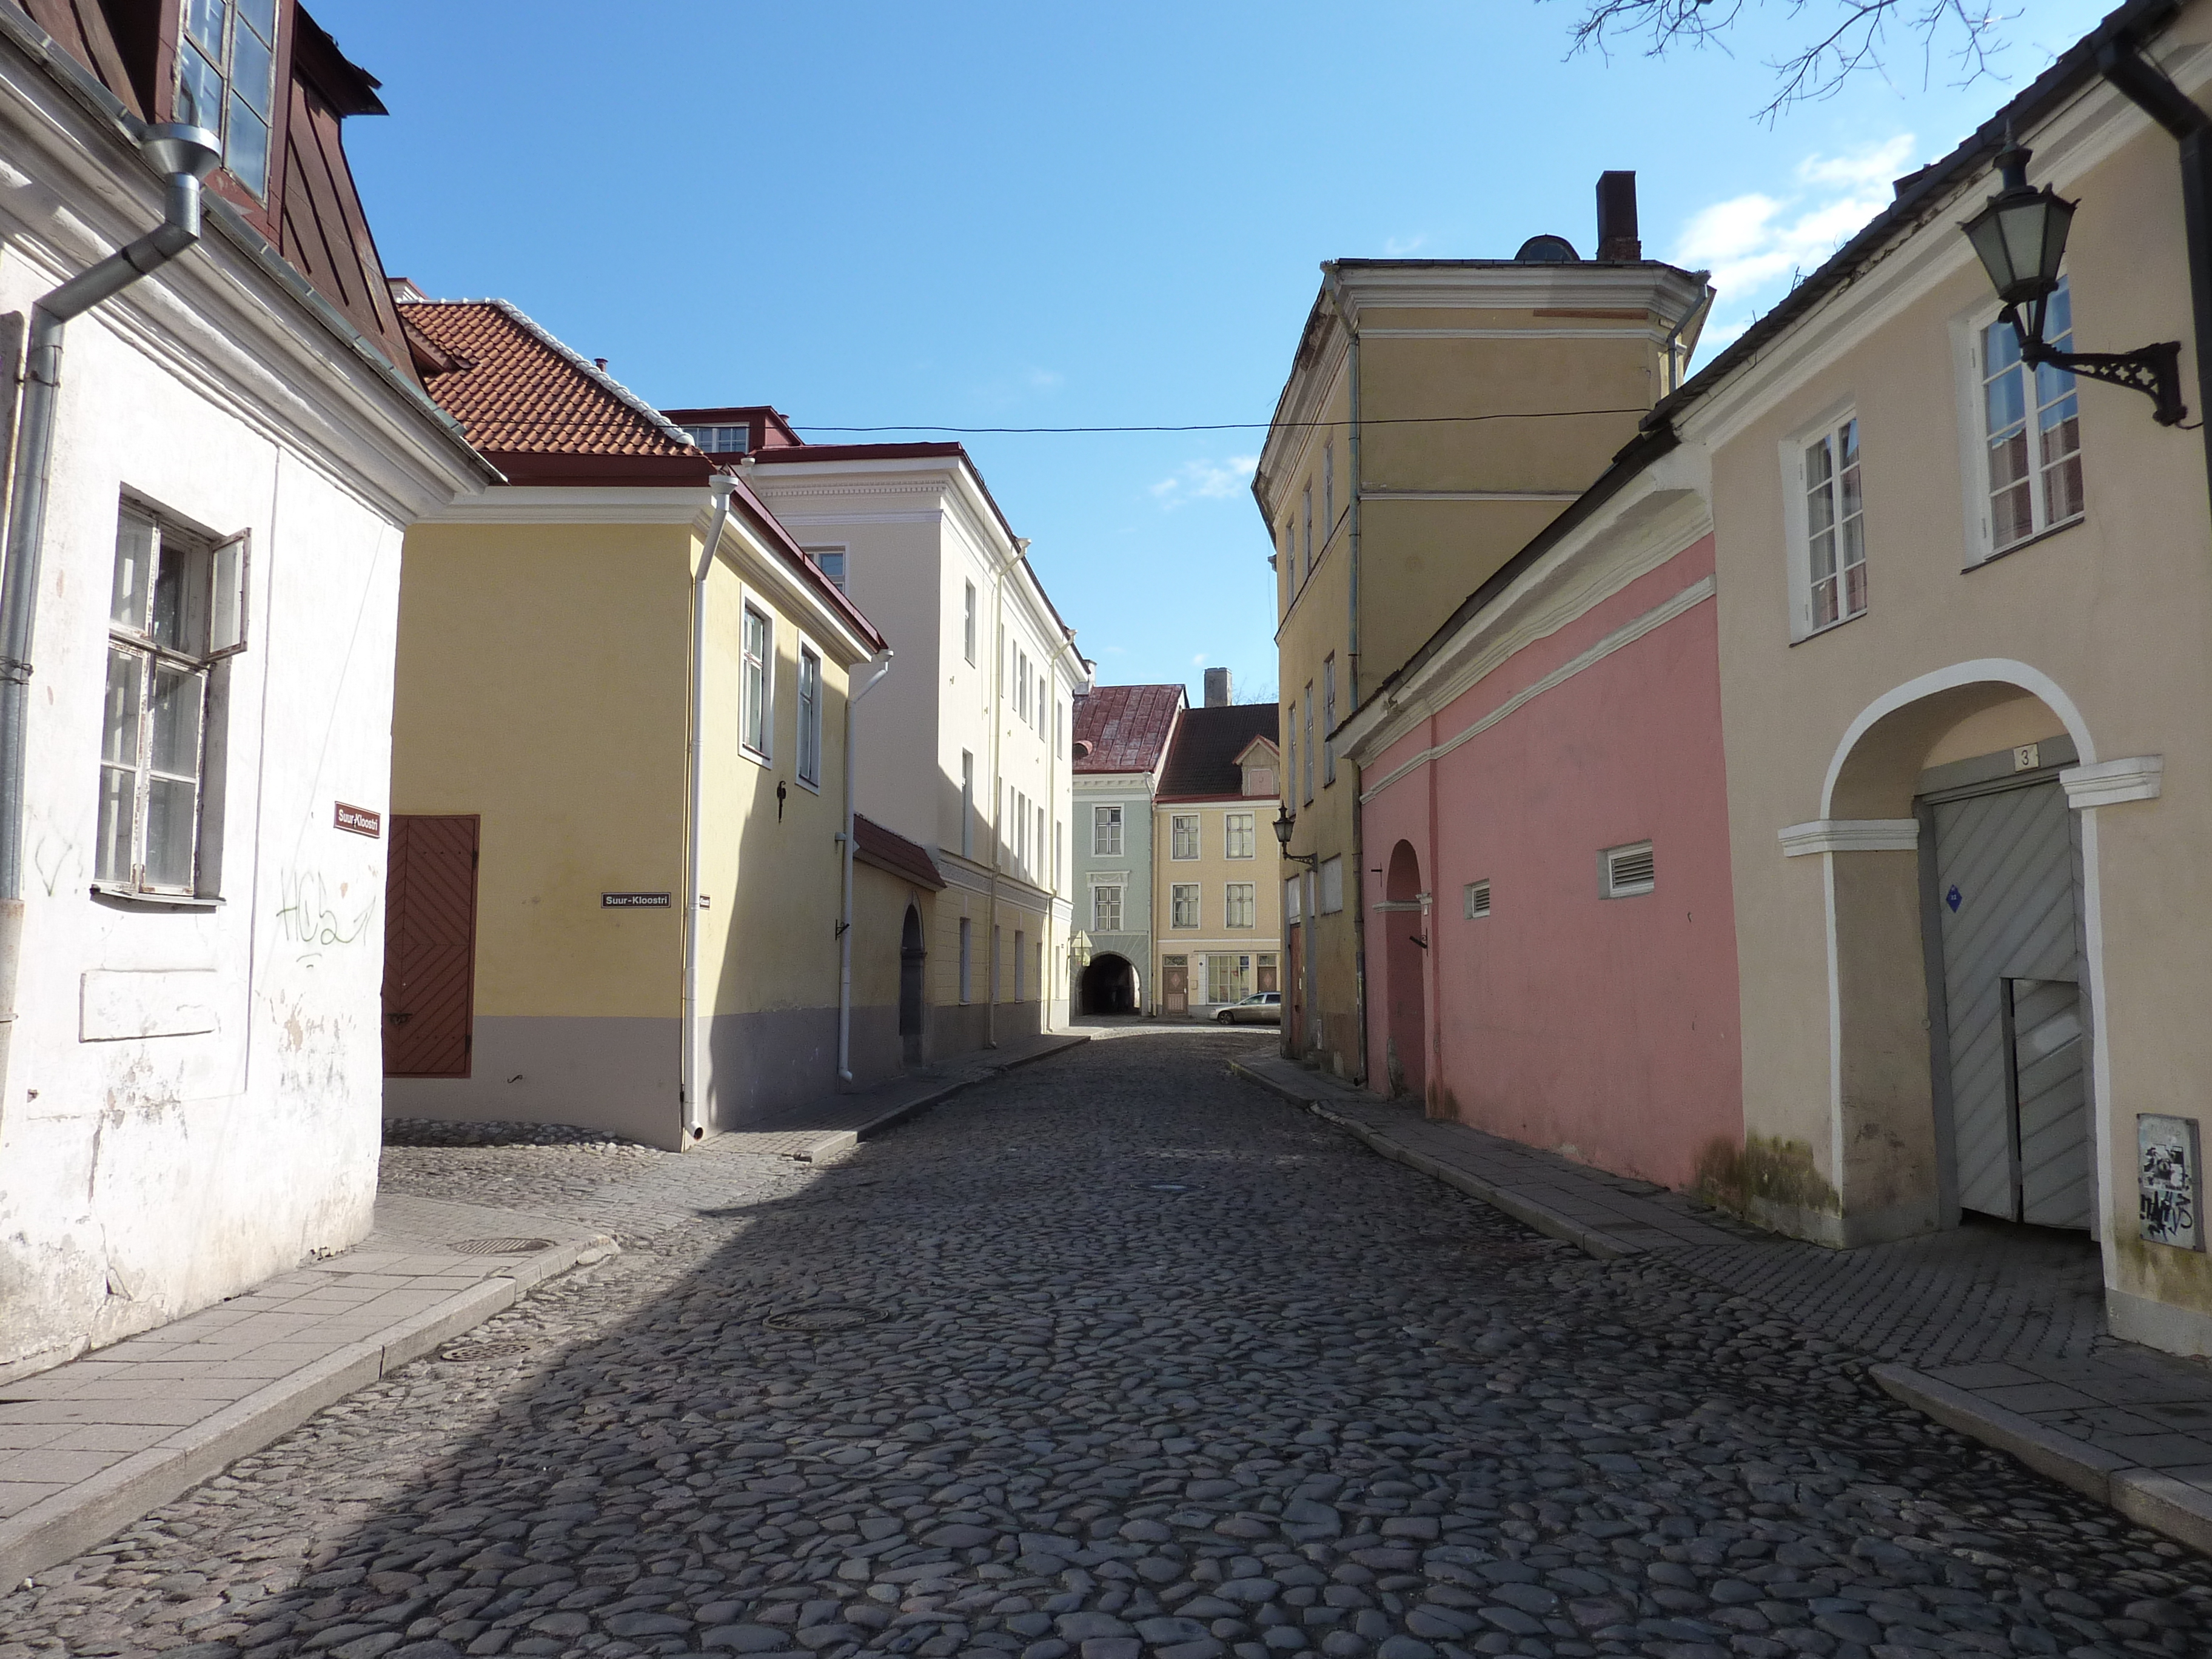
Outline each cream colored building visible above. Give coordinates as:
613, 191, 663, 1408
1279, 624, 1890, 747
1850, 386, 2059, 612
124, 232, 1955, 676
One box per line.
1152, 699, 1284, 1017
1254, 185, 1710, 1078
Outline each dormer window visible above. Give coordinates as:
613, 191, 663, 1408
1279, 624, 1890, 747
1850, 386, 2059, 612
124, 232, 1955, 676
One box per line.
178, 0, 279, 198
692, 424, 752, 454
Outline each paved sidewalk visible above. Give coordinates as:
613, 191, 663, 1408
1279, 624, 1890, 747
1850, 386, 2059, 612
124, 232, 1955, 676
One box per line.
0, 1193, 614, 1586
1231, 1046, 2212, 1555
719, 1030, 1089, 1161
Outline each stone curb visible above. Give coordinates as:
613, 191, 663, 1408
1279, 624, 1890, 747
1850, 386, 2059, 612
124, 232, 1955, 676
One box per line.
0, 1230, 614, 1587
793, 1033, 1092, 1163
1870, 1365, 2212, 1557
1226, 1057, 1635, 1262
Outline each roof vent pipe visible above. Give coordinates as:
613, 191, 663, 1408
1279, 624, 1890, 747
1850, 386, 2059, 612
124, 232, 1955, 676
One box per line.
1597, 170, 1641, 261
0, 121, 220, 1124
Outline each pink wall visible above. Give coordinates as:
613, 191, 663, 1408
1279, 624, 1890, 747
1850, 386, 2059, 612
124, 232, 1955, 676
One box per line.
1361, 537, 1742, 1188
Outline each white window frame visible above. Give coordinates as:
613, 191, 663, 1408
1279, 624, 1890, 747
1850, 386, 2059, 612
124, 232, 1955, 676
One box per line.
802, 545, 847, 594
963, 581, 978, 665
1600, 840, 1656, 899
1093, 803, 1124, 857
740, 601, 773, 763
1957, 276, 2086, 563
1170, 882, 1200, 929
1225, 811, 1255, 859
795, 645, 822, 789
1170, 813, 1200, 860
1093, 883, 1124, 933
1054, 819, 1064, 891
1780, 403, 1867, 642
1226, 882, 1256, 928
961, 751, 974, 857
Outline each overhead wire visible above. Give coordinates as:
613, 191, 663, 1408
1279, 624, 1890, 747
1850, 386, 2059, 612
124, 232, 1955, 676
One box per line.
788, 409, 1651, 436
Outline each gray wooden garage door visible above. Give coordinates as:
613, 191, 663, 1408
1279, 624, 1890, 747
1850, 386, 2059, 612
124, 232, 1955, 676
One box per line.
1930, 779, 2090, 1228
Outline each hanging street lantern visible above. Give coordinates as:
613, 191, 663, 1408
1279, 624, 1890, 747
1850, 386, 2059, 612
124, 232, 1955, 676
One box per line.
1961, 143, 2187, 426
1273, 805, 1316, 869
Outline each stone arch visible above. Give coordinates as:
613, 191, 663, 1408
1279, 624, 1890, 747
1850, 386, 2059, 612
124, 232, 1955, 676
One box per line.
1079, 953, 1139, 1015
1383, 840, 1429, 1105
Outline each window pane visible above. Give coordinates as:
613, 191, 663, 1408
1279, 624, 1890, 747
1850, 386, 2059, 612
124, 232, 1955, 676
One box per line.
151, 538, 209, 655
1985, 360, 2026, 440
1989, 429, 2034, 548
112, 512, 155, 630
102, 647, 142, 767
232, 15, 275, 116
1812, 574, 1839, 630
1808, 525, 1837, 585
238, 0, 277, 43
184, 0, 227, 53
97, 648, 142, 883
146, 777, 198, 888
96, 765, 136, 884
2042, 406, 2085, 525
176, 40, 224, 133
150, 662, 204, 778
226, 98, 270, 196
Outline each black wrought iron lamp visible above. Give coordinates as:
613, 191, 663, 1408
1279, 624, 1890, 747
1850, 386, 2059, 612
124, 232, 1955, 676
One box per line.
1272, 806, 1316, 870
1962, 144, 2187, 426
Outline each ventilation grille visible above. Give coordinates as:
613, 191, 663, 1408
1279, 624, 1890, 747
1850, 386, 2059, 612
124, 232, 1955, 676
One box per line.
1603, 842, 1655, 897
1464, 880, 1492, 919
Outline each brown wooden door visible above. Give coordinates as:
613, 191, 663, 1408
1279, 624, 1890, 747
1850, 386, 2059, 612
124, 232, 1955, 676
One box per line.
383, 814, 479, 1077
1161, 955, 1187, 1017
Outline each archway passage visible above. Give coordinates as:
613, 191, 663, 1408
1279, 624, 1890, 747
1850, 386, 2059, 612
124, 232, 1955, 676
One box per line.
1384, 840, 1428, 1105
1080, 953, 1138, 1015
899, 906, 926, 1065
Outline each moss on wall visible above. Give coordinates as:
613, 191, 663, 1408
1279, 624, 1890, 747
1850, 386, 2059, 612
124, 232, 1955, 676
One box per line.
1695, 1133, 1840, 1218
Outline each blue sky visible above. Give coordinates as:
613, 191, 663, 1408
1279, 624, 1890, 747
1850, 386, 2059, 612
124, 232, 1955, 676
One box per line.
323, 0, 2116, 707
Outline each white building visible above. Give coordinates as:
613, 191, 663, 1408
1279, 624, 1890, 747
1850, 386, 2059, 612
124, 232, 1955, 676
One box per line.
669, 414, 1088, 1052
0, 4, 492, 1373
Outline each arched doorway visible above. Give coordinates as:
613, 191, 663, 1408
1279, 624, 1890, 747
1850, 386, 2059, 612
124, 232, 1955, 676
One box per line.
899, 905, 926, 1065
1080, 952, 1138, 1015
1383, 840, 1428, 1104
1820, 666, 2100, 1238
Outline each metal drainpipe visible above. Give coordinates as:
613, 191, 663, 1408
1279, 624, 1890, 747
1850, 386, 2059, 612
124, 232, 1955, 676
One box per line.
1334, 270, 1372, 1087
2099, 45, 2212, 515
680, 473, 736, 1142
0, 123, 218, 1119
837, 648, 895, 1082
983, 534, 1029, 1048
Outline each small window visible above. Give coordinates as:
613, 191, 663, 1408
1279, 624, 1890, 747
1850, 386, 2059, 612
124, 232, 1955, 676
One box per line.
740, 603, 771, 759
176, 0, 278, 199
1281, 522, 1295, 606
1324, 442, 1335, 538
1171, 813, 1200, 860
805, 548, 846, 592
1601, 840, 1655, 899
1014, 930, 1026, 1002
1171, 883, 1200, 928
959, 916, 973, 1002
1226, 882, 1256, 928
1795, 416, 1866, 634
1302, 486, 1314, 583
1981, 278, 2084, 553
964, 581, 977, 666
1053, 699, 1064, 758
1017, 651, 1031, 722
1322, 656, 1337, 785
1286, 701, 1298, 803
693, 423, 751, 454
1464, 879, 1492, 919
960, 751, 974, 857
98, 506, 244, 896
1054, 820, 1063, 890
1317, 855, 1344, 914
1225, 811, 1255, 859
796, 647, 822, 786
1302, 689, 1315, 804
1093, 883, 1124, 933
1093, 803, 1122, 857
1284, 876, 1302, 923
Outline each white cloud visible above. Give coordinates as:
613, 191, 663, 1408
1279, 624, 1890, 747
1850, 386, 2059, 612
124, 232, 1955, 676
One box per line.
1192, 652, 1208, 666
1383, 233, 1428, 256
1674, 135, 1917, 351
1151, 454, 1259, 510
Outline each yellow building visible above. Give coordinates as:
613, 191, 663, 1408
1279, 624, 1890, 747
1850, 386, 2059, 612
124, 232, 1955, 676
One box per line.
1253, 178, 1709, 1079
382, 298, 904, 1148
1151, 698, 1284, 1017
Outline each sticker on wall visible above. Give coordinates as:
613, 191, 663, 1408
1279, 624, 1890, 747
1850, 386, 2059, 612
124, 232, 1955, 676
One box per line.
2139, 1114, 2205, 1251
1946, 884, 1962, 913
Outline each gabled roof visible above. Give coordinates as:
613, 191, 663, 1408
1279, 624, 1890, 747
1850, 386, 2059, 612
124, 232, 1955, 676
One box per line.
1159, 705, 1282, 802
1073, 684, 1184, 774
854, 815, 945, 891
401, 299, 708, 484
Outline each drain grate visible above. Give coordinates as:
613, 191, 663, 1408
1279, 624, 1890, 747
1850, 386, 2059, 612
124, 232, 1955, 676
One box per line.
763, 1305, 886, 1333
439, 1340, 529, 1362
447, 1237, 555, 1256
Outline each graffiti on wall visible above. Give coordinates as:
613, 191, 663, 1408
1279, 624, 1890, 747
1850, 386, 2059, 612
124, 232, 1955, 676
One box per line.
275, 868, 378, 967
2139, 1113, 2205, 1251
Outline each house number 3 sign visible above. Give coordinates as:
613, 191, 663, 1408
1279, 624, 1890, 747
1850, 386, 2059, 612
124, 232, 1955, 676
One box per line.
2139, 1114, 2204, 1250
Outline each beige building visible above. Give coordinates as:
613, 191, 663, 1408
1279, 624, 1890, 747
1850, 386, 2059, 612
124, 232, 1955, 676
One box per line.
1152, 697, 1284, 1018
1254, 181, 1710, 1078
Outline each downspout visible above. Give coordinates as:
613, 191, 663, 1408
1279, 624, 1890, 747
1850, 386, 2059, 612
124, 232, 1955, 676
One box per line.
984, 534, 1030, 1048
837, 648, 895, 1082
0, 124, 218, 1118
681, 473, 736, 1142
2099, 44, 2212, 514
1326, 266, 1373, 1087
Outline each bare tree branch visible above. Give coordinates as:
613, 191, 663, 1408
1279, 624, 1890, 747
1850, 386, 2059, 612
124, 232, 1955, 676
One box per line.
1556, 0, 2014, 120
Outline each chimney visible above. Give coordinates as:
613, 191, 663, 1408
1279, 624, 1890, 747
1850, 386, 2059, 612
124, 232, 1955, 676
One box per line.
1596, 171, 1641, 262
1204, 667, 1232, 707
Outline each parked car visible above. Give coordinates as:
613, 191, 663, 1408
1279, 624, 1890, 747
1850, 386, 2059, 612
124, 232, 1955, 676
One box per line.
1215, 992, 1282, 1025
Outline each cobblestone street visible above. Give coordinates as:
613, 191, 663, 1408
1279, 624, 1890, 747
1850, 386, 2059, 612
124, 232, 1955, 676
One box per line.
3, 1029, 2209, 1659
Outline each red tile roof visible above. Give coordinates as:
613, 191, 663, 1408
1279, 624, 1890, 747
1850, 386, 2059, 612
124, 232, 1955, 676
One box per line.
401, 300, 702, 468
1158, 705, 1282, 802
1073, 685, 1184, 774
854, 815, 945, 891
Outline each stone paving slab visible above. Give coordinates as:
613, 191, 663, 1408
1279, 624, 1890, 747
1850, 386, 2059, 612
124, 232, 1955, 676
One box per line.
0, 1193, 614, 1587
1229, 1044, 2212, 1558
719, 1030, 1090, 1161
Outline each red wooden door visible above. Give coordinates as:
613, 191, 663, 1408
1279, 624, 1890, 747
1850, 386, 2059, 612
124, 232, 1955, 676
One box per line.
383, 815, 479, 1077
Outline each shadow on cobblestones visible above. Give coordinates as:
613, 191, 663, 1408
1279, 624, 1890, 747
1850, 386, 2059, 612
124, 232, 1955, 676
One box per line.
4, 1031, 2211, 1659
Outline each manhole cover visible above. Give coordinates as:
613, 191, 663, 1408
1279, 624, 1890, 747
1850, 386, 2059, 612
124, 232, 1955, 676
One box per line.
449, 1237, 555, 1256
763, 1305, 886, 1333
439, 1341, 529, 1362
